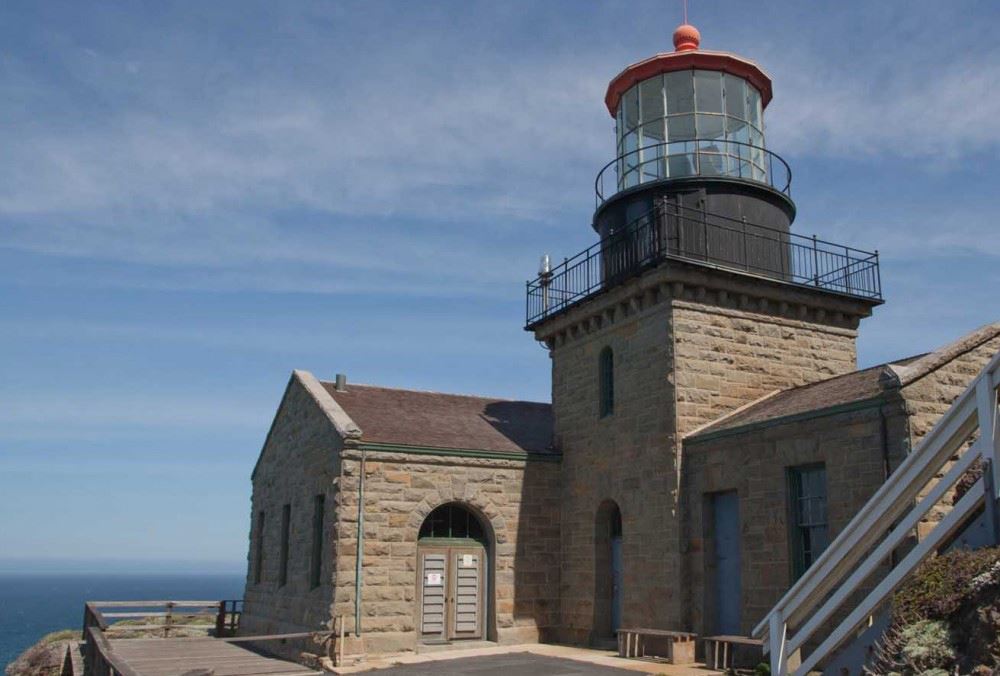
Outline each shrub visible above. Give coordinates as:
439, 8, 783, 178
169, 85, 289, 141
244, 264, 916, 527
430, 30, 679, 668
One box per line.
898, 620, 954, 672
892, 547, 1000, 625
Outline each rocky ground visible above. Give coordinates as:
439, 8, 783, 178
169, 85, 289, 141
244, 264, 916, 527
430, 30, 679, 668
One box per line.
4, 630, 76, 676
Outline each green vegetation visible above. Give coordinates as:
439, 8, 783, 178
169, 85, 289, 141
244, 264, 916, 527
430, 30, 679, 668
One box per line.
868, 546, 1000, 675
4, 632, 74, 676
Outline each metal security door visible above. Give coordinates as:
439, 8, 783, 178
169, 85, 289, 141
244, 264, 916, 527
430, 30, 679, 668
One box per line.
449, 549, 483, 639
712, 491, 742, 634
419, 550, 447, 640
611, 535, 623, 633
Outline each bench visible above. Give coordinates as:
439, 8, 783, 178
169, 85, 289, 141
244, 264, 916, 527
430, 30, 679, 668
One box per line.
702, 635, 764, 670
616, 628, 698, 664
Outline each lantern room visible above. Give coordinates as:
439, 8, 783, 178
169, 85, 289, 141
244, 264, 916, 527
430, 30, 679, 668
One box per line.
593, 23, 795, 241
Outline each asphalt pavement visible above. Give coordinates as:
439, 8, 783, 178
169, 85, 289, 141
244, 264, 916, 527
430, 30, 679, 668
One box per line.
359, 651, 642, 675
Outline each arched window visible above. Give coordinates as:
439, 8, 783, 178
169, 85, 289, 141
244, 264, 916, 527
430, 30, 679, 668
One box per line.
419, 503, 486, 542
599, 346, 614, 418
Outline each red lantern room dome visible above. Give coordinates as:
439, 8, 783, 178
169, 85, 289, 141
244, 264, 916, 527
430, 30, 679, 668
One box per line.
604, 23, 773, 119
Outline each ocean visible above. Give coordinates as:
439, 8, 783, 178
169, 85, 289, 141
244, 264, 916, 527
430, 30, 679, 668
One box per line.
0, 572, 245, 669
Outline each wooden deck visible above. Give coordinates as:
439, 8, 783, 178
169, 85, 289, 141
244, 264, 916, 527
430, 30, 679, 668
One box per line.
106, 637, 323, 676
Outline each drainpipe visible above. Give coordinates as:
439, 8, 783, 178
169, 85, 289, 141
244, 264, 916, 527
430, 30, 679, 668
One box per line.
879, 405, 891, 482
354, 448, 366, 637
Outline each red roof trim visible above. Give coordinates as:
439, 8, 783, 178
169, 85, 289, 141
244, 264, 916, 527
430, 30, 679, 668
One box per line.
605, 50, 773, 118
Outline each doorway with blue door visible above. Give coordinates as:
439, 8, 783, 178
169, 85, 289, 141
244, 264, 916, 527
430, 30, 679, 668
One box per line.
593, 500, 623, 644
707, 491, 742, 635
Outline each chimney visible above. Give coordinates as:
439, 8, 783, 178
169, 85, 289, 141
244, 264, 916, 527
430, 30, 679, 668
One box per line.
335, 373, 347, 392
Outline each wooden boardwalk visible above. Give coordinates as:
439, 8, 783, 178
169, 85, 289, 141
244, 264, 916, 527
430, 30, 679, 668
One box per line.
106, 637, 323, 676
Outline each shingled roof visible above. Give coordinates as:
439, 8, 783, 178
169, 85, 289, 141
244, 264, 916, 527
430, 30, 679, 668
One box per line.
320, 382, 555, 456
688, 363, 903, 438
689, 322, 1000, 440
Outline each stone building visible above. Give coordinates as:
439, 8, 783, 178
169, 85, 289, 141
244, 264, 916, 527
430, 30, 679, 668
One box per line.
238, 22, 1000, 665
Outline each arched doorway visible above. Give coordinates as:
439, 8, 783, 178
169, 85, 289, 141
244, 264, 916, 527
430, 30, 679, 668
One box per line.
416, 503, 492, 644
593, 500, 623, 642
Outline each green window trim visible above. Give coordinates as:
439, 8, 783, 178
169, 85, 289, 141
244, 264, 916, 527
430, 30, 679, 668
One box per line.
419, 503, 487, 544
788, 464, 829, 580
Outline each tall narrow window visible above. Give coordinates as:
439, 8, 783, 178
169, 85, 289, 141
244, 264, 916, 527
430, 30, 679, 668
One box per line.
254, 510, 265, 585
599, 347, 614, 418
310, 495, 325, 589
279, 504, 291, 588
788, 465, 829, 579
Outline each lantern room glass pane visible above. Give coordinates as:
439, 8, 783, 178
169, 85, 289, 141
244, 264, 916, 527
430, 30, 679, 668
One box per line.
616, 105, 623, 151
623, 130, 640, 188
695, 70, 723, 114
623, 85, 639, 133
664, 70, 694, 114
640, 76, 665, 127
747, 86, 762, 134
696, 114, 725, 141
727, 116, 750, 145
724, 74, 746, 121
639, 76, 666, 153
667, 114, 696, 142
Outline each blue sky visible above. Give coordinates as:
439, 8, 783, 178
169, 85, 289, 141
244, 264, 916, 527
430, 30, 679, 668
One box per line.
1, 1, 998, 571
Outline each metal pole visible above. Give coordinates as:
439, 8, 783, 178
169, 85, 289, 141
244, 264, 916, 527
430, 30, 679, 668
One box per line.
354, 449, 366, 637
874, 250, 882, 298
812, 235, 819, 286
742, 217, 749, 270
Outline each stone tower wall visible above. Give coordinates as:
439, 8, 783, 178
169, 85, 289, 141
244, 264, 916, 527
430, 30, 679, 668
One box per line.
551, 299, 680, 643
541, 263, 872, 643
672, 300, 859, 435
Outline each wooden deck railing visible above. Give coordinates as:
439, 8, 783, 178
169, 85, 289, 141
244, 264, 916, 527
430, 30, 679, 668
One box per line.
80, 599, 329, 675
753, 349, 1000, 675
82, 600, 241, 639
81, 600, 243, 675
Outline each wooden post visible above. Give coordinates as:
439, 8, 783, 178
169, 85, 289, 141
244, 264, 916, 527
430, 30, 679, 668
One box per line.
215, 601, 226, 637
164, 601, 174, 638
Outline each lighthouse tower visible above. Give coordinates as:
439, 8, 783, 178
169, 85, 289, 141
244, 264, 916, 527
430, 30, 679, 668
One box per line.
526, 24, 883, 643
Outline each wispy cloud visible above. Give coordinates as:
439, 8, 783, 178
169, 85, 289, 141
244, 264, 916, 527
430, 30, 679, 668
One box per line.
0, 392, 264, 429
3, 0, 997, 295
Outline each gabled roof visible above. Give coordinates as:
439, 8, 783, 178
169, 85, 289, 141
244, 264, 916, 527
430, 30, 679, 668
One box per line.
688, 321, 1000, 441
320, 381, 555, 456
687, 363, 904, 439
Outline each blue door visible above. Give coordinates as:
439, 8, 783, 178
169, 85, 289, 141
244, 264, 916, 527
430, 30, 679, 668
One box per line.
611, 535, 623, 632
712, 492, 741, 635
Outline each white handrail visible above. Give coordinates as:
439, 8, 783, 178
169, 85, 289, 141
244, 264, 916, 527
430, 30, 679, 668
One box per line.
754, 349, 1000, 676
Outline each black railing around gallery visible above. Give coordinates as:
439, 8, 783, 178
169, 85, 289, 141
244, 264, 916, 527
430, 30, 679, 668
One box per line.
525, 201, 881, 328
594, 139, 793, 206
